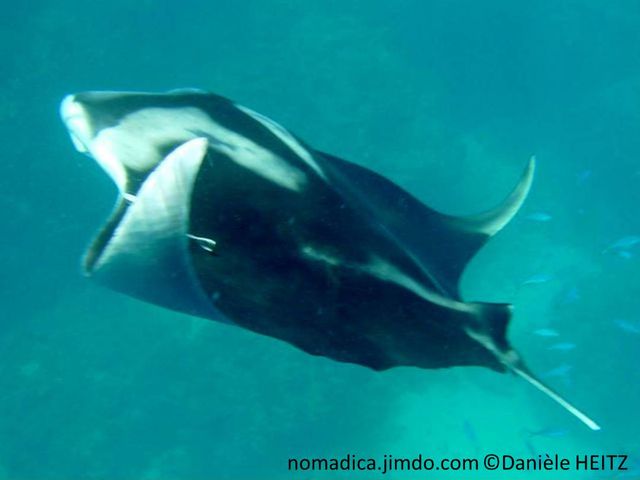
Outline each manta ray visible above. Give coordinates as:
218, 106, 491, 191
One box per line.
59, 89, 599, 430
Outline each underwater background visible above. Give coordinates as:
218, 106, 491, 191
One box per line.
1, 0, 639, 478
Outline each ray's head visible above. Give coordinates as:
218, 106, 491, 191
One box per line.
59, 90, 224, 194
58, 90, 223, 277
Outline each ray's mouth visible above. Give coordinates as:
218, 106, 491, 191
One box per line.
60, 95, 136, 275
83, 197, 131, 275
59, 96, 110, 273
68, 134, 213, 277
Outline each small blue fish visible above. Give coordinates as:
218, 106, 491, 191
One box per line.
605, 235, 640, 252
614, 319, 640, 335
547, 342, 577, 352
522, 273, 553, 285
576, 169, 592, 184
534, 328, 560, 337
542, 364, 573, 378
559, 286, 581, 305
523, 437, 537, 456
526, 212, 553, 222
462, 420, 479, 446
527, 426, 569, 438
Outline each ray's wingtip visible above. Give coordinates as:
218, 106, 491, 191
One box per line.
521, 155, 536, 188
527, 154, 536, 172
465, 155, 537, 236
516, 156, 535, 197
526, 155, 536, 177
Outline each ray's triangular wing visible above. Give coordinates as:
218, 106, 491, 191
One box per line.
318, 152, 535, 299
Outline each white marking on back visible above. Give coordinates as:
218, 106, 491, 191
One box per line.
92, 107, 307, 192
301, 244, 472, 314
362, 256, 475, 313
301, 245, 342, 266
237, 105, 327, 180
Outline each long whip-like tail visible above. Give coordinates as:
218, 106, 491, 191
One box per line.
508, 362, 601, 431
466, 326, 601, 431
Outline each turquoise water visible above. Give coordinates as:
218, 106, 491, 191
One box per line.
1, 1, 639, 478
